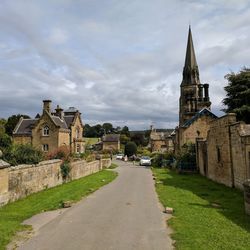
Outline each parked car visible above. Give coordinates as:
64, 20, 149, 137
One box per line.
140, 156, 151, 166
116, 153, 124, 160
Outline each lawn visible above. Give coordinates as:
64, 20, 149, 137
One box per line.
0, 170, 117, 250
84, 137, 100, 145
153, 168, 250, 250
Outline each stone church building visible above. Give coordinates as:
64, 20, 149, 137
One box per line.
174, 26, 217, 151
174, 27, 250, 190
13, 100, 85, 154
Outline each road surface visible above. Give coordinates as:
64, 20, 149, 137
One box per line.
18, 160, 173, 250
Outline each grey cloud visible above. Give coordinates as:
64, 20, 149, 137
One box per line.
0, 0, 249, 129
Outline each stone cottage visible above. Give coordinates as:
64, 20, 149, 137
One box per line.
13, 100, 85, 154
149, 127, 174, 153
101, 134, 120, 152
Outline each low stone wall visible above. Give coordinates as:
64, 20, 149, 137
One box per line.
101, 158, 112, 169
0, 158, 112, 206
70, 160, 100, 180
8, 160, 63, 202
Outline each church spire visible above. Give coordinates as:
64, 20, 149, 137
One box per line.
182, 26, 200, 85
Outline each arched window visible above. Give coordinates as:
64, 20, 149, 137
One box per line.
43, 125, 49, 136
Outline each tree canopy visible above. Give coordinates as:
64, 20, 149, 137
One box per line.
223, 68, 250, 123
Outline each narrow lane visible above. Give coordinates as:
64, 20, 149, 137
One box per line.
19, 160, 173, 250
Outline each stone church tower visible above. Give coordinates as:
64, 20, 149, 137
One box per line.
179, 26, 211, 126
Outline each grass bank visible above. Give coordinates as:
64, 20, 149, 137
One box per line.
153, 168, 250, 250
109, 163, 118, 169
0, 170, 117, 250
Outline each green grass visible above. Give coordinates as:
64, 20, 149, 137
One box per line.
108, 163, 118, 169
0, 170, 117, 250
84, 137, 100, 145
152, 168, 250, 250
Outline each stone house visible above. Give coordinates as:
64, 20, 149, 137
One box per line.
149, 128, 174, 153
13, 100, 85, 154
101, 134, 120, 152
196, 113, 250, 190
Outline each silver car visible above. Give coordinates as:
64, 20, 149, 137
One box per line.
140, 156, 151, 166
116, 153, 124, 160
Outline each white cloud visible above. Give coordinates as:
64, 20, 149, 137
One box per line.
0, 0, 249, 129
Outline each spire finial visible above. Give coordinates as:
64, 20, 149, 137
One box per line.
181, 26, 200, 85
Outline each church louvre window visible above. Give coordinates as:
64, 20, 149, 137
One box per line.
43, 125, 49, 136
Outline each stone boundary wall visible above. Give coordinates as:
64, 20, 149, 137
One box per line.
0, 158, 111, 206
196, 113, 250, 190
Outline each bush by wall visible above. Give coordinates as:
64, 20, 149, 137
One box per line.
3, 144, 44, 166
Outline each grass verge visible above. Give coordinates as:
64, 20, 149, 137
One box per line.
109, 163, 118, 169
152, 168, 250, 250
0, 170, 117, 250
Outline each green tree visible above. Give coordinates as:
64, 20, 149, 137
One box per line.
121, 126, 130, 137
5, 114, 30, 136
102, 123, 114, 134
124, 141, 137, 157
0, 118, 6, 135
120, 134, 130, 145
223, 68, 250, 123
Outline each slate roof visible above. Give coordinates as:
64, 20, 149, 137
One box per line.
64, 115, 75, 128
182, 108, 217, 128
52, 116, 68, 129
13, 119, 38, 135
102, 134, 120, 142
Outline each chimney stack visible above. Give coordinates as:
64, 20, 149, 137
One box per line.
43, 100, 52, 114
55, 105, 64, 119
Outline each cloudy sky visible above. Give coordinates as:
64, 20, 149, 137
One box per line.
0, 0, 250, 130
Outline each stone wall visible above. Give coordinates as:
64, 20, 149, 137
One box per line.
8, 160, 63, 202
0, 158, 112, 206
197, 113, 250, 190
0, 160, 10, 206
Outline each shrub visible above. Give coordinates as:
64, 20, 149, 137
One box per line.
3, 144, 44, 166
124, 141, 137, 157
0, 133, 12, 150
46, 145, 70, 161
86, 154, 96, 162
137, 147, 151, 157
176, 143, 196, 168
152, 151, 175, 168
60, 160, 71, 180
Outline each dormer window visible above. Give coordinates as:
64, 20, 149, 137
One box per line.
43, 125, 49, 136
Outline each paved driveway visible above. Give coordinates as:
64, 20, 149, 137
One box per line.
18, 160, 173, 250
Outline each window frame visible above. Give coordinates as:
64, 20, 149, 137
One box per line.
43, 125, 49, 136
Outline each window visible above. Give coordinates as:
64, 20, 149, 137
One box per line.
76, 127, 80, 139
76, 144, 81, 153
43, 125, 49, 136
43, 144, 49, 152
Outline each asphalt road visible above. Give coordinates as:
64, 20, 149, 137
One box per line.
18, 160, 173, 250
